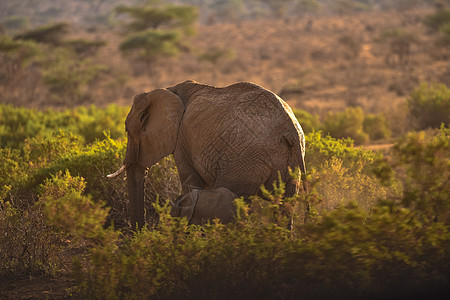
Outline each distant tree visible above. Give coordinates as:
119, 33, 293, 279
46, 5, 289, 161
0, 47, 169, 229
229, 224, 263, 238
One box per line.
0, 36, 40, 87
198, 47, 234, 81
438, 22, 450, 44
255, 0, 295, 17
424, 8, 450, 32
119, 30, 180, 76
43, 48, 107, 105
63, 39, 106, 57
115, 1, 198, 78
378, 29, 417, 66
296, 0, 321, 14
13, 22, 69, 46
115, 2, 197, 35
424, 8, 450, 46
408, 82, 450, 130
209, 0, 244, 22
330, 0, 372, 14
338, 35, 361, 59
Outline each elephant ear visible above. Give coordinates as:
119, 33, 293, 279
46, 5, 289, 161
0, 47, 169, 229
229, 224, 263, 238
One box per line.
137, 89, 185, 167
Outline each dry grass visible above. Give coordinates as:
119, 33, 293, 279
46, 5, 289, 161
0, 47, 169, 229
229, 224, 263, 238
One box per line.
85, 8, 448, 117
3, 8, 449, 120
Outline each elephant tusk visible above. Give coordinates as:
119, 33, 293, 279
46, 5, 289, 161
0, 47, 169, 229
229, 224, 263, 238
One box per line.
107, 165, 127, 178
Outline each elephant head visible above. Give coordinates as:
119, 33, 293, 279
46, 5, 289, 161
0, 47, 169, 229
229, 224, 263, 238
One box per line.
108, 89, 184, 228
171, 187, 237, 225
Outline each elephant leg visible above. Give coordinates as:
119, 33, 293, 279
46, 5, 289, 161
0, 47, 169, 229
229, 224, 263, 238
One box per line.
174, 153, 207, 194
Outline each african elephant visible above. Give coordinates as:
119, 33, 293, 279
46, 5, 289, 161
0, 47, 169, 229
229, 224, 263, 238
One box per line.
170, 187, 237, 225
108, 80, 307, 228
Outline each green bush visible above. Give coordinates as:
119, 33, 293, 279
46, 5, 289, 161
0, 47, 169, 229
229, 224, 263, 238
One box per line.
363, 113, 392, 140
0, 201, 67, 278
424, 9, 450, 32
391, 126, 450, 224
305, 131, 380, 171
0, 104, 128, 148
322, 107, 369, 145
1, 105, 449, 300
293, 109, 321, 134
408, 82, 450, 130
40, 171, 110, 239
76, 175, 449, 299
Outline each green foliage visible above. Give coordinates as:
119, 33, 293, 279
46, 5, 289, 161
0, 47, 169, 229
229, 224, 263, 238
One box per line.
0, 36, 41, 75
322, 107, 369, 145
63, 38, 106, 56
198, 47, 234, 65
391, 126, 450, 223
363, 113, 392, 140
293, 109, 321, 134
0, 104, 128, 148
0, 148, 26, 200
408, 82, 450, 130
119, 30, 180, 61
1, 105, 449, 298
438, 22, 450, 45
43, 47, 107, 104
0, 104, 45, 148
0, 201, 67, 278
331, 0, 372, 14
116, 1, 197, 77
115, 2, 198, 35
14, 22, 69, 45
424, 8, 450, 32
76, 173, 449, 299
306, 131, 379, 169
40, 171, 110, 239
310, 156, 389, 212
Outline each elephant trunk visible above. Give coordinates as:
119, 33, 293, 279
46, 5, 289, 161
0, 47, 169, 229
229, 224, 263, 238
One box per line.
127, 163, 146, 229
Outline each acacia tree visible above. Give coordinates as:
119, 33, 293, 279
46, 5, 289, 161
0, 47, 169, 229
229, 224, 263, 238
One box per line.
116, 1, 198, 78
0, 36, 40, 91
119, 30, 180, 76
9, 21, 107, 105
13, 22, 69, 46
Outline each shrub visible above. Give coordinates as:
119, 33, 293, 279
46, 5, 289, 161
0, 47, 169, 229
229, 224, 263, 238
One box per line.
0, 201, 67, 278
424, 9, 450, 32
363, 113, 392, 140
293, 109, 321, 134
322, 107, 369, 145
438, 22, 450, 45
0, 105, 46, 148
408, 82, 450, 130
0, 104, 128, 148
310, 157, 388, 213
306, 131, 381, 171
76, 177, 450, 300
391, 126, 450, 224
40, 171, 110, 240
0, 148, 27, 199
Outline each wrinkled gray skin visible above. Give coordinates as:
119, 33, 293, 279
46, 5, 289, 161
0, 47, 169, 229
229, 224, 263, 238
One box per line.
110, 80, 306, 228
170, 187, 237, 225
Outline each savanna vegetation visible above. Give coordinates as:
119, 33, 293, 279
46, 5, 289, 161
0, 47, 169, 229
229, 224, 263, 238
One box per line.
1, 0, 450, 299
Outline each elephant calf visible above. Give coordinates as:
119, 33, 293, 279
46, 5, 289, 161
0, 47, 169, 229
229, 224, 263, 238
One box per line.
171, 187, 237, 225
